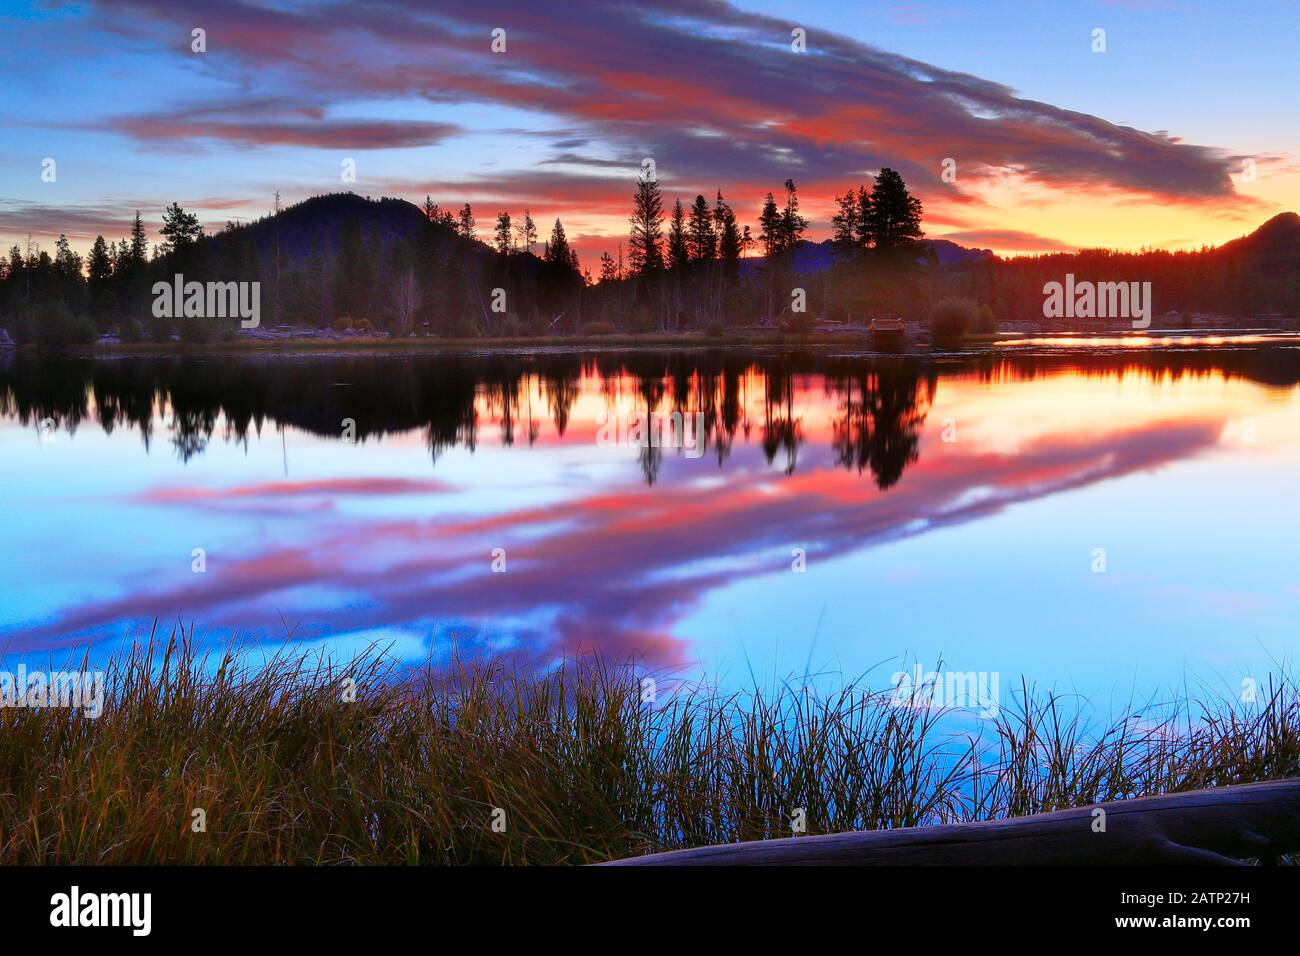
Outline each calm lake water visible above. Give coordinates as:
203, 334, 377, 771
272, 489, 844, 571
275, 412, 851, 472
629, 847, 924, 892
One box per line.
3, 339, 1299, 711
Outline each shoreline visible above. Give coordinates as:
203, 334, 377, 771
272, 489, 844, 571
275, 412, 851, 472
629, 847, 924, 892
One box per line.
7, 326, 1296, 359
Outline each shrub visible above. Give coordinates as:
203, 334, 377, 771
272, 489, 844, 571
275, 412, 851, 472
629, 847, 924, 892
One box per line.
28, 302, 97, 348
332, 317, 353, 332
930, 296, 979, 338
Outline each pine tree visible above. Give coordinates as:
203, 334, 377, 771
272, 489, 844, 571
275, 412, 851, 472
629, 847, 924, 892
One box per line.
864, 168, 923, 252
516, 210, 538, 255
687, 194, 715, 261
87, 236, 112, 292
757, 193, 782, 258
457, 203, 476, 241
667, 199, 689, 271
128, 211, 149, 267
598, 251, 618, 283
544, 219, 572, 265
779, 179, 807, 252
831, 189, 860, 254
54, 234, 81, 278
628, 178, 664, 276
715, 192, 741, 271
159, 202, 202, 255
494, 212, 513, 255
854, 186, 873, 249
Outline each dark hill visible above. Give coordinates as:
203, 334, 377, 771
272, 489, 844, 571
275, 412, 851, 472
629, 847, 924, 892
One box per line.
740, 237, 992, 278
206, 193, 434, 264
1215, 212, 1300, 269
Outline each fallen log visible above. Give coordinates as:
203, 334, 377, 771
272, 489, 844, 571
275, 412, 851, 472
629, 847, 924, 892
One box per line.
603, 778, 1300, 865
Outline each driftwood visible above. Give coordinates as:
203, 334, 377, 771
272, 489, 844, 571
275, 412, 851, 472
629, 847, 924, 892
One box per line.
604, 778, 1300, 865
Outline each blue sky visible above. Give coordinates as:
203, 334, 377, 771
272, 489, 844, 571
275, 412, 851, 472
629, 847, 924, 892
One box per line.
2, 0, 1297, 261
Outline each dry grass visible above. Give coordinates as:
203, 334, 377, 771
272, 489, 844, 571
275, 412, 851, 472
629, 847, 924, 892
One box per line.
0, 628, 1295, 864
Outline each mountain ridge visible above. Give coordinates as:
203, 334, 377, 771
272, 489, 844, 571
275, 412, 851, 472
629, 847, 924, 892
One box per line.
202, 192, 1297, 280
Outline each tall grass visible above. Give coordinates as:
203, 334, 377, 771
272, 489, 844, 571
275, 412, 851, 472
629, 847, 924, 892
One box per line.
0, 628, 1295, 864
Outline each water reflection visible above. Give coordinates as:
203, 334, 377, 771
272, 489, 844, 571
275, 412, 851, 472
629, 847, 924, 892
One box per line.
7, 347, 1300, 482
2, 346, 1299, 692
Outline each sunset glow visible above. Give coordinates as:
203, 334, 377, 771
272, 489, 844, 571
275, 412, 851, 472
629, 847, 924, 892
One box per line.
4, 0, 1297, 261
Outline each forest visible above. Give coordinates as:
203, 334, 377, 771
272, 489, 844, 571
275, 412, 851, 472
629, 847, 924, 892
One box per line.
1, 169, 1296, 348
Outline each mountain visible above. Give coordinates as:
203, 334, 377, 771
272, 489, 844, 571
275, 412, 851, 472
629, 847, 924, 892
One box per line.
209, 194, 998, 277
205, 193, 433, 264
923, 238, 996, 265
1214, 212, 1300, 270
740, 237, 993, 278
210, 197, 1294, 276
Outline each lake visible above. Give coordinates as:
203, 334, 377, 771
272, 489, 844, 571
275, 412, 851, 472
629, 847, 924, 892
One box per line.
3, 338, 1299, 714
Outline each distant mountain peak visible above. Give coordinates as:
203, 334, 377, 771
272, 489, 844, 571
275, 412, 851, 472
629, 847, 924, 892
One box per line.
1249, 211, 1300, 241
738, 236, 993, 278
1218, 211, 1300, 265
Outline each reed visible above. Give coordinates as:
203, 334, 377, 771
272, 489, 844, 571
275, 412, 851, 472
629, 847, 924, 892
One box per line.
0, 627, 1294, 864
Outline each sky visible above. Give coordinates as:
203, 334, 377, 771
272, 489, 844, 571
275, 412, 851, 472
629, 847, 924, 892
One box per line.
2, 0, 1298, 264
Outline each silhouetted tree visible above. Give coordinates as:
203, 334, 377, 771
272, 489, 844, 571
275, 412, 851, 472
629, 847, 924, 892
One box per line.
159, 202, 202, 255
457, 203, 476, 241
864, 168, 923, 253
757, 193, 781, 258
494, 212, 513, 256
667, 199, 689, 272
715, 192, 741, 269
516, 209, 538, 255
831, 188, 862, 255
544, 218, 572, 265
127, 212, 149, 268
87, 236, 111, 285
628, 177, 664, 276
688, 194, 715, 261
779, 179, 807, 251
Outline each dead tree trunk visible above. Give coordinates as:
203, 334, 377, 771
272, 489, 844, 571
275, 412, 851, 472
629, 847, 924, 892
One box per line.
602, 779, 1300, 866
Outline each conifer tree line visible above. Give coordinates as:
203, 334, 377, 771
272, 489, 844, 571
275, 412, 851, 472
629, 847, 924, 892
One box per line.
580, 167, 928, 332
3, 165, 1292, 347
0, 169, 927, 344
